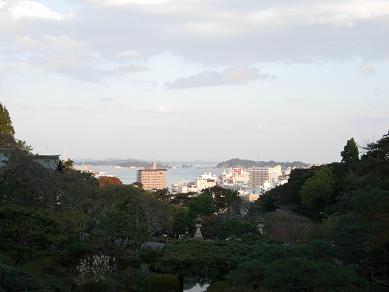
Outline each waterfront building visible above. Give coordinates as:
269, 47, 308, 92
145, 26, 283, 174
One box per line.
196, 173, 218, 192
171, 181, 198, 194
137, 161, 167, 191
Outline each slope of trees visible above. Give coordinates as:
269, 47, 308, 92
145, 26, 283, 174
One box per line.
250, 132, 389, 290
1, 102, 386, 291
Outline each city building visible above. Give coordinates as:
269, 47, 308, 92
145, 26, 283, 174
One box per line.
248, 165, 282, 188
196, 173, 218, 192
137, 161, 167, 191
248, 167, 270, 188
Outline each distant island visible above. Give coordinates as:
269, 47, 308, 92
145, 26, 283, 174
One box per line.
74, 159, 169, 168
216, 158, 309, 169
75, 158, 309, 169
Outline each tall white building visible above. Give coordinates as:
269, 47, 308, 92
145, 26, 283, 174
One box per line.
196, 173, 218, 192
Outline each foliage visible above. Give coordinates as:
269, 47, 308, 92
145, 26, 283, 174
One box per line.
263, 210, 320, 243
0, 105, 387, 290
0, 205, 71, 253
256, 167, 316, 212
300, 167, 335, 206
364, 131, 389, 161
0, 103, 15, 147
188, 193, 215, 218
261, 257, 368, 291
142, 274, 180, 292
249, 131, 389, 289
201, 186, 240, 214
139, 249, 160, 264
172, 207, 190, 238
156, 239, 265, 282
341, 137, 359, 164
15, 140, 33, 153
226, 246, 368, 291
215, 218, 258, 240
76, 255, 116, 285
0, 262, 43, 291
216, 158, 308, 169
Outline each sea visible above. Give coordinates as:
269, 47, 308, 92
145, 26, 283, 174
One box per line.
87, 165, 223, 189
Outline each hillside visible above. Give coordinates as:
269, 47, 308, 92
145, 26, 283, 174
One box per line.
216, 158, 309, 169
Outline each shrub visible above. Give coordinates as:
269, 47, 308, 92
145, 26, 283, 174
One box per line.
142, 274, 180, 292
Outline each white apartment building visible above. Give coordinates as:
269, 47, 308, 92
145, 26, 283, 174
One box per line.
196, 173, 218, 192
171, 181, 198, 194
269, 165, 282, 183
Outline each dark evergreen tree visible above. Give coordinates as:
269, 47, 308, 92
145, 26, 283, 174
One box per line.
341, 138, 359, 164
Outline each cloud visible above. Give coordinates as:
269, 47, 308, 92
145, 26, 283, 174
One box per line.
99, 97, 114, 102
115, 49, 142, 59
359, 63, 375, 75
8, 1, 72, 21
88, 0, 173, 6
99, 64, 148, 75
1, 0, 389, 82
166, 66, 273, 89
155, 105, 171, 113
0, 33, 147, 81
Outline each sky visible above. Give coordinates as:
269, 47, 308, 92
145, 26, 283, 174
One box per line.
0, 0, 388, 163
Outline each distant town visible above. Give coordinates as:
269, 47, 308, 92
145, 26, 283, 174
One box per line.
75, 158, 311, 203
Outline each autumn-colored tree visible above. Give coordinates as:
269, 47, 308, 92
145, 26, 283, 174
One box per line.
98, 176, 123, 188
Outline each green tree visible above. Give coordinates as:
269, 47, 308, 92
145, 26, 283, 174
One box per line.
201, 186, 241, 215
188, 194, 215, 218
261, 257, 367, 291
341, 138, 359, 164
173, 208, 190, 238
0, 103, 15, 147
364, 131, 389, 161
216, 219, 258, 240
300, 167, 335, 206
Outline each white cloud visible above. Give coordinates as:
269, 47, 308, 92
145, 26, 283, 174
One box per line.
9, 1, 72, 21
155, 105, 171, 113
1, 0, 389, 82
91, 0, 173, 6
0, 1, 6, 10
166, 66, 273, 89
359, 63, 375, 75
115, 49, 142, 59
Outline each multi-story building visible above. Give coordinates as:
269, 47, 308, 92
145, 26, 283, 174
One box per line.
137, 161, 167, 191
269, 165, 282, 183
248, 167, 269, 188
248, 165, 282, 188
196, 173, 218, 192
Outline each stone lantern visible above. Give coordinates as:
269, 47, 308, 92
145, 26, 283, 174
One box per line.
193, 216, 204, 240
256, 220, 265, 235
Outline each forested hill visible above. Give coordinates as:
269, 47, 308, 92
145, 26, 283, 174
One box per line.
216, 158, 309, 169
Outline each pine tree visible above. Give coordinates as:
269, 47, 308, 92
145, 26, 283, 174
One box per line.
0, 103, 16, 147
341, 138, 359, 164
